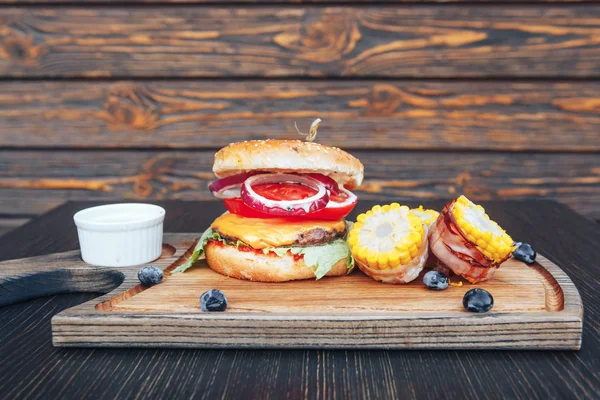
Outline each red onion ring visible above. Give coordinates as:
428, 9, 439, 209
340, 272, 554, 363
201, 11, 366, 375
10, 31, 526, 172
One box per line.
240, 174, 329, 217
304, 173, 340, 195
214, 186, 242, 199
326, 187, 357, 208
209, 172, 257, 199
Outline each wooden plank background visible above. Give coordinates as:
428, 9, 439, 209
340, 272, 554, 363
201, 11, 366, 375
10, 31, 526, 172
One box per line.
2, 0, 598, 3
1, 151, 599, 219
0, 2, 599, 234
2, 81, 600, 151
1, 7, 600, 78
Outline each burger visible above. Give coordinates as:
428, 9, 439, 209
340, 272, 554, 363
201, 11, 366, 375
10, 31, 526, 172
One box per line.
174, 139, 364, 282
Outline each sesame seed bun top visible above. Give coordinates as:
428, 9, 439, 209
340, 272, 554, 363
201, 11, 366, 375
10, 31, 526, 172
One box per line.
212, 139, 364, 189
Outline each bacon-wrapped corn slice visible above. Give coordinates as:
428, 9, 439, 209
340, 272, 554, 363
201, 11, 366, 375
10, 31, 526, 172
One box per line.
410, 206, 439, 229
348, 203, 428, 284
428, 195, 515, 283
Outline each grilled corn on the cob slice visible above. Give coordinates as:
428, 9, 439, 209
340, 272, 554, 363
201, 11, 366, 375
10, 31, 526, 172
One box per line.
428, 195, 515, 283
348, 203, 428, 283
452, 196, 514, 263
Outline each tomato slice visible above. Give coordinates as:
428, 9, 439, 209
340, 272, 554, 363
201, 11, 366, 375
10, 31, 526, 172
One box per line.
329, 191, 349, 203
304, 197, 356, 220
223, 190, 357, 220
223, 198, 281, 219
252, 183, 317, 201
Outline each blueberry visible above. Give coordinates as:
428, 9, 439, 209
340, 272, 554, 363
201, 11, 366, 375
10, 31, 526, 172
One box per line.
513, 242, 536, 265
423, 270, 448, 290
463, 288, 493, 313
201, 289, 228, 312
138, 266, 163, 286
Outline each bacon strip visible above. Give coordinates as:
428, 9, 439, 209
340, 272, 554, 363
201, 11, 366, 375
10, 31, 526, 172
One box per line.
428, 200, 509, 283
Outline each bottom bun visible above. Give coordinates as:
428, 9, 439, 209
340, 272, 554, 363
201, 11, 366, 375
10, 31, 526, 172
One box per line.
205, 241, 349, 282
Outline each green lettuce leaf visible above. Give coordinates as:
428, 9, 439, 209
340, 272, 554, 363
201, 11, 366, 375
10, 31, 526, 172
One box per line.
266, 239, 353, 279
292, 239, 353, 279
346, 248, 355, 272
171, 227, 216, 273
172, 228, 354, 279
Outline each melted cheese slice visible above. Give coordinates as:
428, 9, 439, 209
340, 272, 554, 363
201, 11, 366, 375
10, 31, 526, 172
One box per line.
211, 213, 346, 249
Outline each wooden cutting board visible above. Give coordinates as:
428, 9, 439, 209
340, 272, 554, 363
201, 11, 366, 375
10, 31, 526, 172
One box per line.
0, 233, 582, 350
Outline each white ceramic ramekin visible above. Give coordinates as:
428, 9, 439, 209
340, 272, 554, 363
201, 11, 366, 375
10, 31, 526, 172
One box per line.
73, 203, 165, 267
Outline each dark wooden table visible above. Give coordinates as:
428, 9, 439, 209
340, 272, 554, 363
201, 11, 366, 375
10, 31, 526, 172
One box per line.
1, 200, 599, 399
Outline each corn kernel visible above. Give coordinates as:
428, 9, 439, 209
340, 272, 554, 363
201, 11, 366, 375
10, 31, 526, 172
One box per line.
390, 202, 400, 210
400, 237, 413, 249
356, 214, 367, 223
381, 204, 391, 213
358, 248, 368, 261
389, 252, 401, 266
409, 231, 421, 243
378, 253, 389, 264
482, 231, 493, 243
378, 254, 389, 269
371, 205, 382, 213
397, 249, 410, 260
366, 253, 378, 267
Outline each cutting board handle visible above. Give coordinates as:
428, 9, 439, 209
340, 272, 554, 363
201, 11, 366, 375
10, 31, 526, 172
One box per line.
0, 251, 123, 306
